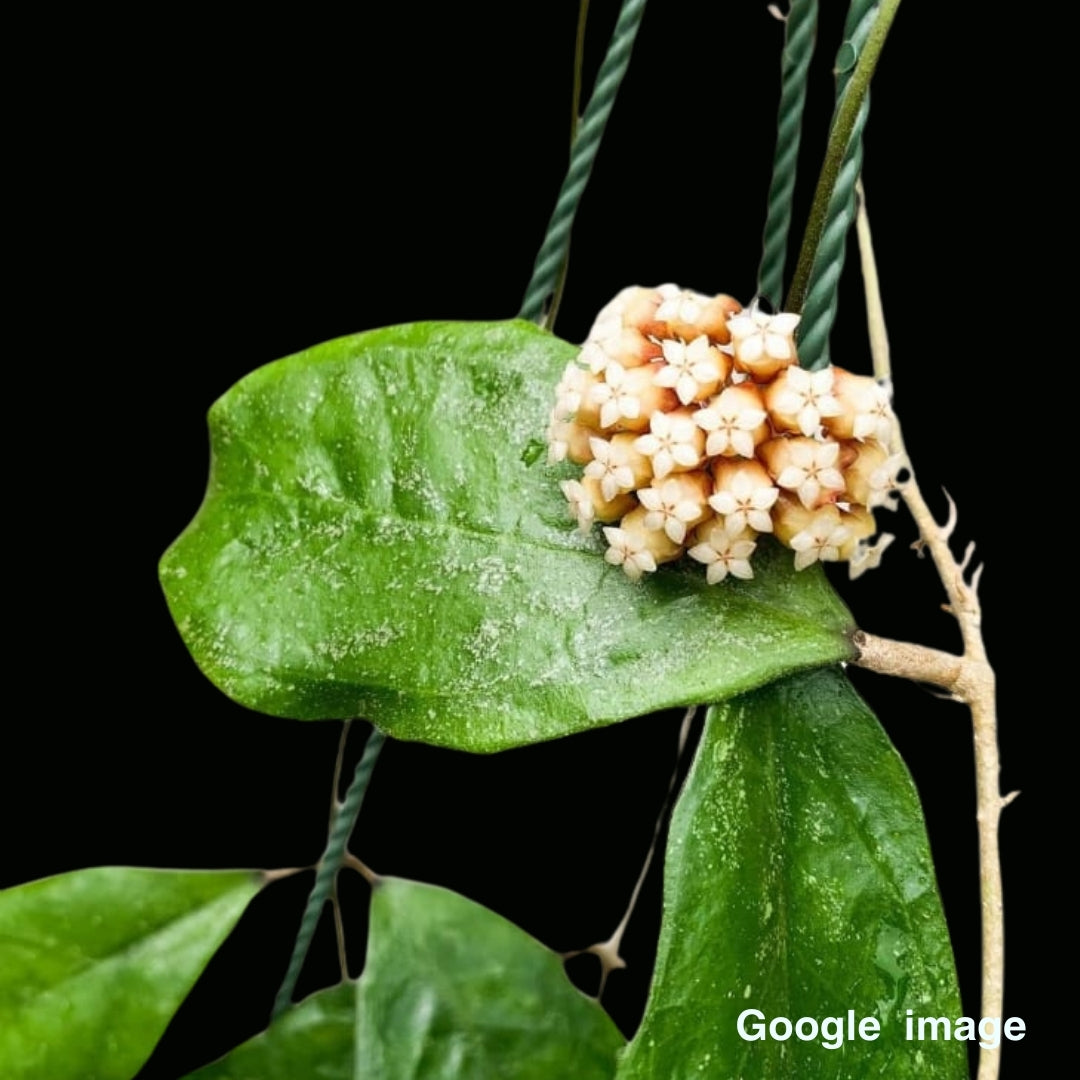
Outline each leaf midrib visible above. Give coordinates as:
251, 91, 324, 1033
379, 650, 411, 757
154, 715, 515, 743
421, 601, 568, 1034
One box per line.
185, 489, 851, 640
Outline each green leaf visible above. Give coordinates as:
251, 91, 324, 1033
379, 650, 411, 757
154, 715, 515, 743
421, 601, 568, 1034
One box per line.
161, 320, 854, 751
189, 877, 624, 1080
616, 668, 966, 1080
0, 867, 259, 1080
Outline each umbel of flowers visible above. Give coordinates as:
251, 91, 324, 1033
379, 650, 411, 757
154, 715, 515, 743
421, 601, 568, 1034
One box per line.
548, 285, 900, 583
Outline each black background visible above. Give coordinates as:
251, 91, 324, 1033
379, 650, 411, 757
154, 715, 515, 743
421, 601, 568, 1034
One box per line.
10, 3, 1049, 1077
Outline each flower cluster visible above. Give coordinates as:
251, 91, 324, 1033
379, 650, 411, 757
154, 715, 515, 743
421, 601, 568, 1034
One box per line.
548, 284, 900, 583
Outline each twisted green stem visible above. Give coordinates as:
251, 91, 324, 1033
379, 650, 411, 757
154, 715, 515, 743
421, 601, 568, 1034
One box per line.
796, 100, 867, 369
836, 0, 880, 99
546, 0, 592, 332
757, 0, 819, 307
788, 0, 900, 368
519, 0, 649, 324
272, 726, 386, 1018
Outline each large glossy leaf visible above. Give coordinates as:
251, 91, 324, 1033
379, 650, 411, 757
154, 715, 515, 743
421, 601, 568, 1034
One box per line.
189, 876, 624, 1079
161, 320, 854, 750
616, 668, 966, 1079
0, 867, 259, 1080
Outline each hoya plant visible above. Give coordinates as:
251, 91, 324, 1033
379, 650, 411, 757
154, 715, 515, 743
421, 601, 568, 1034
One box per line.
5, 3, 1038, 1078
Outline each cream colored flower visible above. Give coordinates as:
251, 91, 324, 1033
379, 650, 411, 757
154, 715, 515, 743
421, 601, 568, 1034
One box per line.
582, 327, 659, 374
638, 475, 710, 545
587, 285, 645, 340
766, 366, 842, 437
654, 336, 725, 405
843, 442, 903, 510
633, 409, 704, 479
552, 362, 588, 420
726, 303, 801, 379
828, 369, 895, 443
602, 526, 658, 581
868, 453, 904, 511
688, 524, 756, 584
788, 507, 851, 570
584, 436, 636, 503
694, 385, 769, 458
762, 437, 846, 509
587, 363, 670, 431
709, 461, 779, 535
561, 479, 595, 534
547, 415, 596, 466
588, 362, 641, 429
654, 286, 710, 328
547, 411, 570, 463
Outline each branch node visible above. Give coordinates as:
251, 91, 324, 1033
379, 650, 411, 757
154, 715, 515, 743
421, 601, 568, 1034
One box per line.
1001, 790, 1021, 809
586, 938, 628, 998
343, 851, 380, 886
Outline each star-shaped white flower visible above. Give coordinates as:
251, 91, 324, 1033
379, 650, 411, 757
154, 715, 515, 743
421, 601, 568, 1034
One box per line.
654, 336, 724, 405
547, 410, 569, 463
582, 327, 660, 375
850, 377, 894, 443
580, 341, 612, 376
561, 479, 595, 534
770, 438, 846, 509
637, 478, 707, 545
588, 361, 642, 430
688, 525, 756, 584
693, 386, 768, 458
583, 436, 637, 502
654, 286, 710, 328
588, 285, 641, 340
828, 369, 896, 443
726, 304, 801, 376
602, 526, 657, 581
633, 410, 703, 479
709, 469, 779, 535
553, 362, 588, 420
788, 510, 851, 571
769, 366, 842, 437
867, 452, 905, 511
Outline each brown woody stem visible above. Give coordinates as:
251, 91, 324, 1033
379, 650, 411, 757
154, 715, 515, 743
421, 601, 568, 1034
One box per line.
851, 180, 1012, 1080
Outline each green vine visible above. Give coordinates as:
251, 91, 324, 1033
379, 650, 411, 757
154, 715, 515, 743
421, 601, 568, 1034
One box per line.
271, 726, 386, 1019
545, 0, 592, 332
756, 0, 819, 307
519, 0, 649, 324
786, 0, 901, 345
